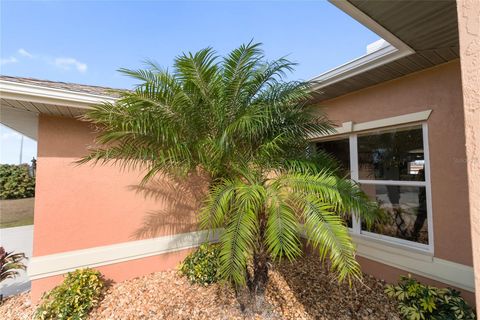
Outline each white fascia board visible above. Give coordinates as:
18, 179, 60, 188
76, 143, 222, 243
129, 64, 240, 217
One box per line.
310, 0, 415, 91
0, 80, 117, 110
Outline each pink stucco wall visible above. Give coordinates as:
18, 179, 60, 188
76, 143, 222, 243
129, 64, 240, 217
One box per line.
33, 115, 205, 256
457, 0, 480, 309
31, 115, 205, 299
314, 60, 472, 266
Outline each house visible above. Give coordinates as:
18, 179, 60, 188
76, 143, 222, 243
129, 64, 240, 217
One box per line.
0, 0, 478, 306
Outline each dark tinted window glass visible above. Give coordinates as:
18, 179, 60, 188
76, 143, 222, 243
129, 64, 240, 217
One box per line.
361, 184, 428, 244
316, 138, 350, 178
316, 138, 352, 228
358, 126, 425, 181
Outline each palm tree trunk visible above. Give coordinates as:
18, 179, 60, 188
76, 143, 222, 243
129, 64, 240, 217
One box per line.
252, 247, 269, 308
250, 209, 269, 311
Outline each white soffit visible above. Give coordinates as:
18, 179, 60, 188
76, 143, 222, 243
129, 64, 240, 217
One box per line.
310, 0, 415, 91
0, 105, 39, 140
0, 80, 116, 111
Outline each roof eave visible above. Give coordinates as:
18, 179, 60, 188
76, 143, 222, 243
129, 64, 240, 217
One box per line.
309, 0, 415, 94
0, 79, 117, 110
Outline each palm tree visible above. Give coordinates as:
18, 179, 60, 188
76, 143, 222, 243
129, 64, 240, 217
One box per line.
80, 42, 378, 310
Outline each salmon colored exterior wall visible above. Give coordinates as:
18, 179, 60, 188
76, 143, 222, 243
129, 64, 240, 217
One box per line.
457, 0, 480, 309
31, 115, 205, 299
33, 115, 204, 256
314, 60, 473, 266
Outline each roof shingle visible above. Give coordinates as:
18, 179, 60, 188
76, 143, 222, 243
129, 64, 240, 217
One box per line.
0, 75, 124, 98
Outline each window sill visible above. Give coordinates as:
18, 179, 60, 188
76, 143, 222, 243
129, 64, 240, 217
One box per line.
351, 233, 433, 262
349, 233, 474, 292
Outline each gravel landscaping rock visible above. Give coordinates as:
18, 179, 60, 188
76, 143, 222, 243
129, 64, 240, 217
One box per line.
0, 256, 401, 319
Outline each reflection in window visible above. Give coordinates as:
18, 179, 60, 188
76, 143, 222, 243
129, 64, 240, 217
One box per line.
316, 138, 352, 228
316, 138, 350, 178
361, 184, 428, 244
358, 126, 424, 181
314, 125, 430, 245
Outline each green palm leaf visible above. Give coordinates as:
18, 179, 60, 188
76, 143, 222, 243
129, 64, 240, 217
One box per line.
80, 42, 382, 293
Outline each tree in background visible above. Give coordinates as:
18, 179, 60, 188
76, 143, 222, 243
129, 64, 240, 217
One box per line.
0, 164, 35, 200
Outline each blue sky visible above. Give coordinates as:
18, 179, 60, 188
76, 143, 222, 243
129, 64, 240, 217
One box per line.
0, 0, 379, 164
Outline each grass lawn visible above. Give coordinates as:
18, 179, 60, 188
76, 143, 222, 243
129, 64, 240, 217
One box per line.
0, 198, 34, 228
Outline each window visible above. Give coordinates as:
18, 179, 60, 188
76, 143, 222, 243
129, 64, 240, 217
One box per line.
315, 123, 432, 250
316, 138, 351, 178
316, 137, 352, 227
357, 126, 424, 181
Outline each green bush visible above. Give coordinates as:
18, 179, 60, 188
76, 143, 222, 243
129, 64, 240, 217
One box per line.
0, 164, 35, 200
385, 275, 476, 320
36, 268, 106, 320
179, 243, 220, 285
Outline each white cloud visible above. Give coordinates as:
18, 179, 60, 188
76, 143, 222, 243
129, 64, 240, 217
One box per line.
2, 49, 88, 74
54, 57, 88, 73
0, 56, 18, 65
18, 48, 33, 58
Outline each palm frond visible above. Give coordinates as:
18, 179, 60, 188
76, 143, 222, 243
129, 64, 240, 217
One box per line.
265, 183, 301, 261
279, 167, 377, 224
199, 181, 236, 230
218, 182, 264, 286
294, 194, 361, 283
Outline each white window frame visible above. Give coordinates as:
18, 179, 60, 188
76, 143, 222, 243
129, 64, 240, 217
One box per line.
315, 121, 434, 253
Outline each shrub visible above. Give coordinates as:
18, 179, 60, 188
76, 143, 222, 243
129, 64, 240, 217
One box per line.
0, 246, 27, 302
36, 268, 106, 320
0, 164, 35, 200
385, 275, 476, 320
179, 243, 220, 285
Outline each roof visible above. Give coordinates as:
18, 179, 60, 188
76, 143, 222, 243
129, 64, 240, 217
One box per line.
310, 0, 459, 103
0, 76, 120, 140
0, 75, 123, 98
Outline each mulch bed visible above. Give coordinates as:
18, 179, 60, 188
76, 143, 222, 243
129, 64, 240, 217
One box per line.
0, 256, 401, 319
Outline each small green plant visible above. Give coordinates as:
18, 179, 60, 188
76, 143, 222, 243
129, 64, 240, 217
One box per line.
179, 243, 220, 285
0, 246, 27, 283
0, 164, 35, 200
0, 246, 27, 302
385, 275, 476, 320
36, 268, 106, 320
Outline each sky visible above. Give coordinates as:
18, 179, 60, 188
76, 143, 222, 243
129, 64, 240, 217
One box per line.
0, 0, 379, 164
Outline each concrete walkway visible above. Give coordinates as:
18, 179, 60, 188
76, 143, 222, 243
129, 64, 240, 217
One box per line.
0, 225, 33, 297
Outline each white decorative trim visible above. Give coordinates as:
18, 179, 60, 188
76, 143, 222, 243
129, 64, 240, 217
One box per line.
422, 123, 435, 254
28, 227, 474, 292
310, 110, 432, 140
353, 234, 475, 292
28, 230, 220, 280
354, 110, 432, 132
310, 1, 415, 90
0, 80, 116, 110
